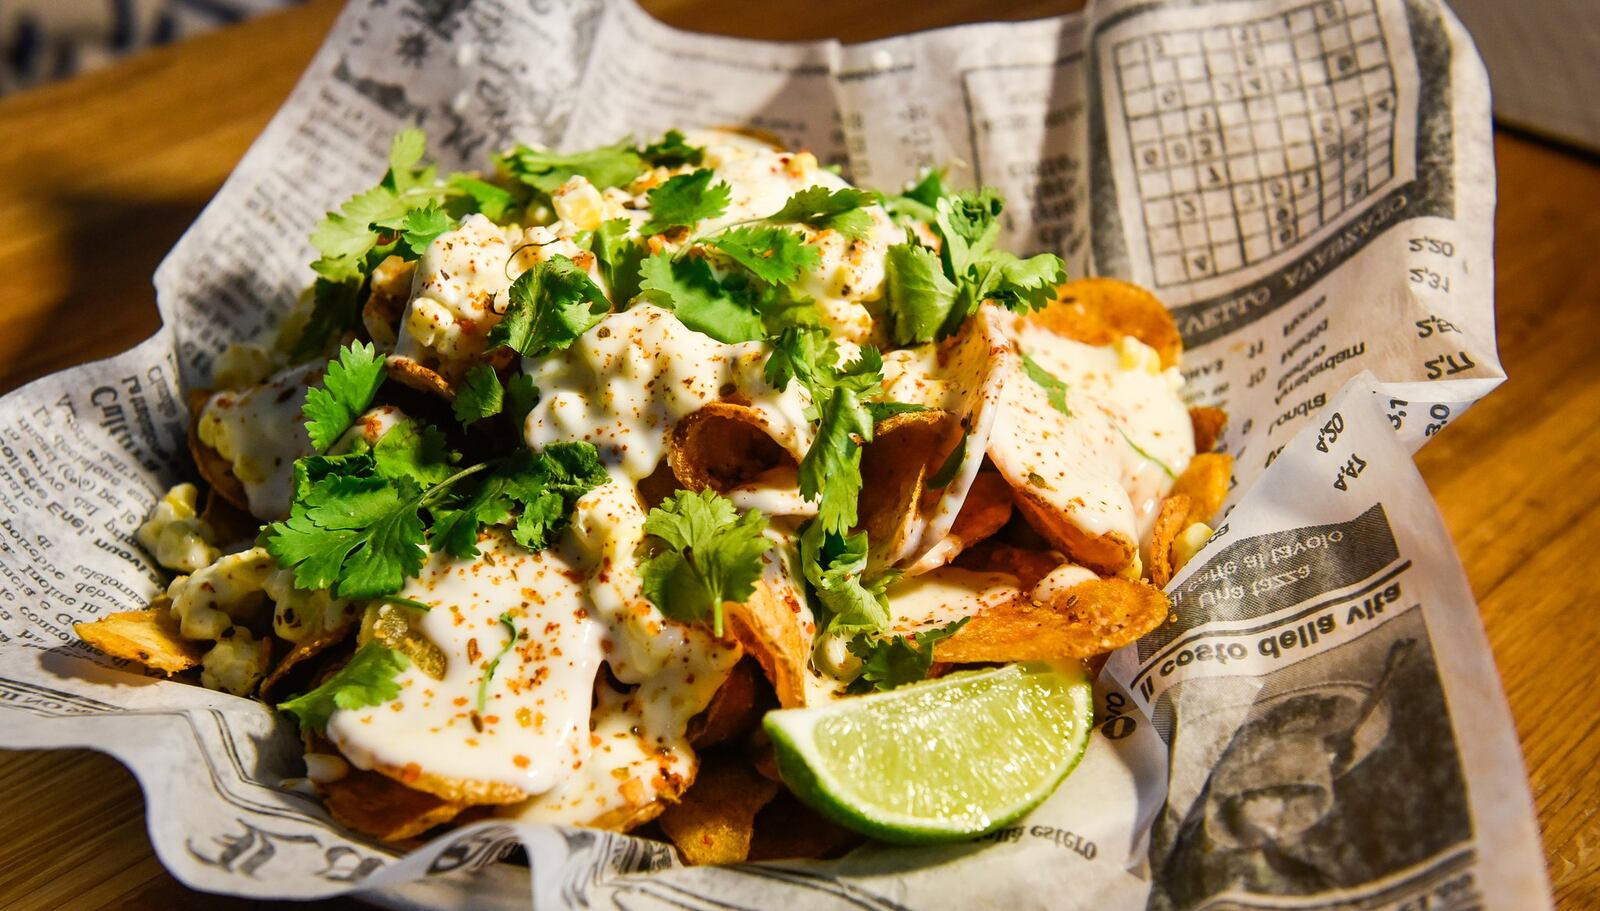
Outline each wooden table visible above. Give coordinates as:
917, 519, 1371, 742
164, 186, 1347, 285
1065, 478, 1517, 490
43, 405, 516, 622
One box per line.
0, 1, 1594, 908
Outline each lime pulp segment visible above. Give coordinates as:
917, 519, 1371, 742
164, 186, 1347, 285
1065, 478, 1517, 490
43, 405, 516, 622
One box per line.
764, 662, 1094, 844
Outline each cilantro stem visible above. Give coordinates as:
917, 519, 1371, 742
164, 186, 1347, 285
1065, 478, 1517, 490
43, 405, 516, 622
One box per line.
417, 461, 495, 508
1116, 426, 1178, 480
382, 595, 434, 611
476, 612, 518, 715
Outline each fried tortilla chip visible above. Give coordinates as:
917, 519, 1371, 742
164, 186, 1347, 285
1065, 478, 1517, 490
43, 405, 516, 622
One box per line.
953, 540, 1062, 590
747, 790, 866, 861
187, 388, 250, 514
725, 569, 814, 709
1172, 452, 1233, 528
1189, 405, 1228, 453
386, 355, 456, 399
689, 657, 771, 748
669, 402, 796, 493
904, 471, 1014, 576
658, 751, 781, 866
900, 306, 1019, 569
258, 620, 357, 704
1146, 494, 1193, 589
1031, 277, 1183, 368
859, 409, 953, 570
198, 485, 260, 547
321, 766, 467, 842
74, 605, 203, 674
936, 577, 1170, 662
369, 760, 527, 807
1007, 484, 1138, 576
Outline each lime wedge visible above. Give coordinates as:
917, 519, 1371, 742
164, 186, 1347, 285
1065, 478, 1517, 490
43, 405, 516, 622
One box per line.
763, 662, 1093, 844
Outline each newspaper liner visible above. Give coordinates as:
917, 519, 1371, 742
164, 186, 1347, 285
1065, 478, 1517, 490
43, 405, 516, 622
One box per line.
0, 0, 1549, 907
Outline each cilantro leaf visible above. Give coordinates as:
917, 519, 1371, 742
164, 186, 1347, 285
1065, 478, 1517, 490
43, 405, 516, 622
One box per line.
303, 342, 387, 452
505, 374, 540, 430
289, 277, 364, 362
593, 217, 646, 304
641, 130, 705, 168
879, 167, 949, 223
643, 169, 731, 235
767, 186, 876, 240
278, 641, 409, 730
639, 489, 771, 636
488, 256, 611, 357
499, 139, 645, 196
846, 618, 970, 693
453, 363, 504, 426
706, 225, 821, 285
398, 203, 454, 256
429, 443, 606, 559
637, 250, 764, 343
884, 239, 958, 345
371, 419, 456, 487
266, 473, 426, 598
767, 330, 884, 535
799, 522, 891, 635
1021, 354, 1072, 416
446, 174, 519, 223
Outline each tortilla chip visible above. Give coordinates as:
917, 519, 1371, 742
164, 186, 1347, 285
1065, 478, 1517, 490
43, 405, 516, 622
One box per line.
954, 540, 1062, 590
198, 486, 261, 547
187, 389, 250, 514
904, 471, 1014, 576
1008, 483, 1138, 576
936, 577, 1170, 662
747, 790, 866, 861
370, 760, 527, 806
1189, 405, 1228, 453
658, 751, 781, 866
689, 657, 772, 748
321, 766, 466, 842
258, 621, 357, 704
586, 799, 673, 833
386, 355, 455, 399
1031, 277, 1183, 368
1172, 452, 1233, 528
902, 306, 1018, 569
859, 409, 953, 570
669, 402, 795, 493
725, 573, 813, 709
74, 605, 203, 674
1146, 494, 1193, 589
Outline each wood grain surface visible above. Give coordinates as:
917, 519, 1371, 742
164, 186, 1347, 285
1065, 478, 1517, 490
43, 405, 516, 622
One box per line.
0, 1, 1595, 908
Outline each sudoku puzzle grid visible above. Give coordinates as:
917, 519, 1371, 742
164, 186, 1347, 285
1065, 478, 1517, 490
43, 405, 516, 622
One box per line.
1111, 0, 1400, 288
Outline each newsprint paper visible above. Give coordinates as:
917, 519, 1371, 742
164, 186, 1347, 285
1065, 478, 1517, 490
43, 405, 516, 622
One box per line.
0, 0, 1551, 908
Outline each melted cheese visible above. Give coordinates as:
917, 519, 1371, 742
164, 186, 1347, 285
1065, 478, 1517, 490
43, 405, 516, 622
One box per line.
992, 318, 1195, 546
197, 363, 317, 521
525, 305, 812, 481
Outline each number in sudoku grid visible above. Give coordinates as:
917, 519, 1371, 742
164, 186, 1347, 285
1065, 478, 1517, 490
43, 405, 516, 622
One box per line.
1113, 0, 1399, 287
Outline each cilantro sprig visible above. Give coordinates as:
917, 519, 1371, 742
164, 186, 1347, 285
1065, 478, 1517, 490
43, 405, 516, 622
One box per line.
302, 342, 387, 452
883, 181, 1066, 345
638, 490, 772, 636
430, 443, 607, 559
487, 256, 612, 357
643, 168, 731, 236
765, 328, 884, 535
846, 618, 969, 693
476, 613, 518, 716
799, 521, 893, 636
278, 640, 409, 730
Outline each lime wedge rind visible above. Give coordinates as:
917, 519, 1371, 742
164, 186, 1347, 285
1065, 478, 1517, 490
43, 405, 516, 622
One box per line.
763, 662, 1094, 845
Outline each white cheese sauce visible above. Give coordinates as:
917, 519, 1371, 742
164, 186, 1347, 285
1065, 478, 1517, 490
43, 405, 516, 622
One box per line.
990, 317, 1195, 546
196, 363, 318, 521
